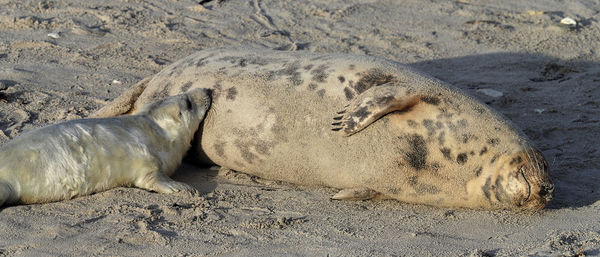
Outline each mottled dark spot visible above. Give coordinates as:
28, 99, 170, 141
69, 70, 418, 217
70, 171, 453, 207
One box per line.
431, 162, 441, 172
408, 176, 418, 185
269, 62, 303, 86
407, 120, 418, 127
404, 134, 428, 170
490, 154, 499, 164
255, 143, 271, 156
387, 187, 400, 195
488, 138, 500, 146
238, 58, 247, 67
474, 166, 483, 176
470, 151, 475, 156
440, 147, 452, 160
236, 141, 257, 164
436, 121, 443, 129
212, 82, 223, 99
214, 142, 225, 157
376, 95, 395, 107
316, 89, 326, 98
494, 176, 506, 202
348, 64, 356, 70
288, 73, 303, 86
474, 106, 485, 114
344, 119, 357, 132
415, 183, 441, 195
343, 87, 354, 100
421, 96, 440, 105
446, 121, 457, 131
510, 156, 523, 165
353, 106, 371, 122
437, 131, 445, 145
181, 82, 193, 92
456, 152, 468, 165
423, 119, 435, 137
338, 76, 345, 83
479, 147, 488, 155
233, 161, 245, 168
153, 81, 172, 99
311, 64, 329, 83
353, 69, 395, 93
308, 83, 318, 91
226, 87, 237, 100
303, 64, 313, 70
457, 119, 468, 127
462, 134, 474, 144
482, 177, 492, 200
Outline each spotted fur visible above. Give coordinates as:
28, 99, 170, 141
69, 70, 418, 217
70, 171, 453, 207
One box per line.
93, 47, 553, 210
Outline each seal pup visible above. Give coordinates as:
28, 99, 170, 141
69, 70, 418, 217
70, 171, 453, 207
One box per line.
0, 88, 211, 206
93, 47, 554, 210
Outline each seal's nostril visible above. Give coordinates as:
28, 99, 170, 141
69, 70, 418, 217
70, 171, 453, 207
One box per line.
540, 184, 554, 201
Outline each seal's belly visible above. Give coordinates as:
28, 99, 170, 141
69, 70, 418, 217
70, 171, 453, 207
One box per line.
198, 80, 364, 187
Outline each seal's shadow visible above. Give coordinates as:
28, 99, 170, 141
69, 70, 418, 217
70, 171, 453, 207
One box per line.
411, 53, 600, 209
171, 161, 219, 196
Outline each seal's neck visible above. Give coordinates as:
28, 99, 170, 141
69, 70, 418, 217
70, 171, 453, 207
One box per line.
152, 115, 200, 175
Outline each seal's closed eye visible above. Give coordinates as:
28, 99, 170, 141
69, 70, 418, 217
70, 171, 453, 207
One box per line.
184, 97, 193, 110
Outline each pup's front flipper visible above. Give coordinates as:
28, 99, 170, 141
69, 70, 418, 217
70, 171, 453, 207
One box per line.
332, 83, 439, 136
332, 188, 380, 200
135, 172, 199, 195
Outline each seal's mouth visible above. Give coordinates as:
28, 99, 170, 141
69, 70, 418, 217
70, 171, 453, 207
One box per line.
518, 167, 531, 207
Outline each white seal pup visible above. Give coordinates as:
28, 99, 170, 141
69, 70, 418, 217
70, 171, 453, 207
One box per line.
0, 88, 210, 206
93, 47, 553, 210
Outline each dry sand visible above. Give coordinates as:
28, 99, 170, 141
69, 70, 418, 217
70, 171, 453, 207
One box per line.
1, 0, 600, 256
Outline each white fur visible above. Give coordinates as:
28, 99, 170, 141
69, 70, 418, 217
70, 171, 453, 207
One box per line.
0, 89, 210, 206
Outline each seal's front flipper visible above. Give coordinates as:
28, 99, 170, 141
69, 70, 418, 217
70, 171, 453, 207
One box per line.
0, 180, 15, 206
332, 84, 434, 136
136, 172, 199, 196
332, 188, 380, 200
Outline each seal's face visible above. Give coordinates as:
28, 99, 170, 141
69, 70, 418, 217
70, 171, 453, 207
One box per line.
139, 88, 211, 140
492, 149, 553, 210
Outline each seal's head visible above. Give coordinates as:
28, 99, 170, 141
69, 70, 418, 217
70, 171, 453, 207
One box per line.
138, 88, 211, 140
487, 149, 554, 210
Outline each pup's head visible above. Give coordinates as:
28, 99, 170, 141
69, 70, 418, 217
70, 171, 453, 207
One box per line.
139, 88, 211, 140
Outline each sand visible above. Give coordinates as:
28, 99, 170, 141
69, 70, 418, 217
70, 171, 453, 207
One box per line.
1, 0, 599, 256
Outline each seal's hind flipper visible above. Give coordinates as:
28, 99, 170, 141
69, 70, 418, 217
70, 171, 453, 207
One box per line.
331, 84, 422, 136
90, 76, 152, 118
332, 188, 380, 200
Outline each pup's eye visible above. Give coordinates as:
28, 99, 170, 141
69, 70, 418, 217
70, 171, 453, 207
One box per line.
185, 98, 192, 110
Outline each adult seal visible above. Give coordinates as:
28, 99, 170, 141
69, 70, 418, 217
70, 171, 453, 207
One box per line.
93, 47, 554, 210
0, 89, 210, 206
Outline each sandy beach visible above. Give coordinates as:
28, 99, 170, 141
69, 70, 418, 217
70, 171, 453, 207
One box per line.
1, 0, 600, 255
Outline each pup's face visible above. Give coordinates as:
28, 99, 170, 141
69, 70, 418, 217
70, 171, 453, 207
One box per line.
141, 88, 211, 138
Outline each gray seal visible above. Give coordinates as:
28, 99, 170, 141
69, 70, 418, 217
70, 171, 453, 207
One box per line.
93, 47, 553, 210
0, 89, 210, 206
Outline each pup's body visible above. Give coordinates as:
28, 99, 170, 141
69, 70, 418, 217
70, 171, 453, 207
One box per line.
0, 89, 210, 206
